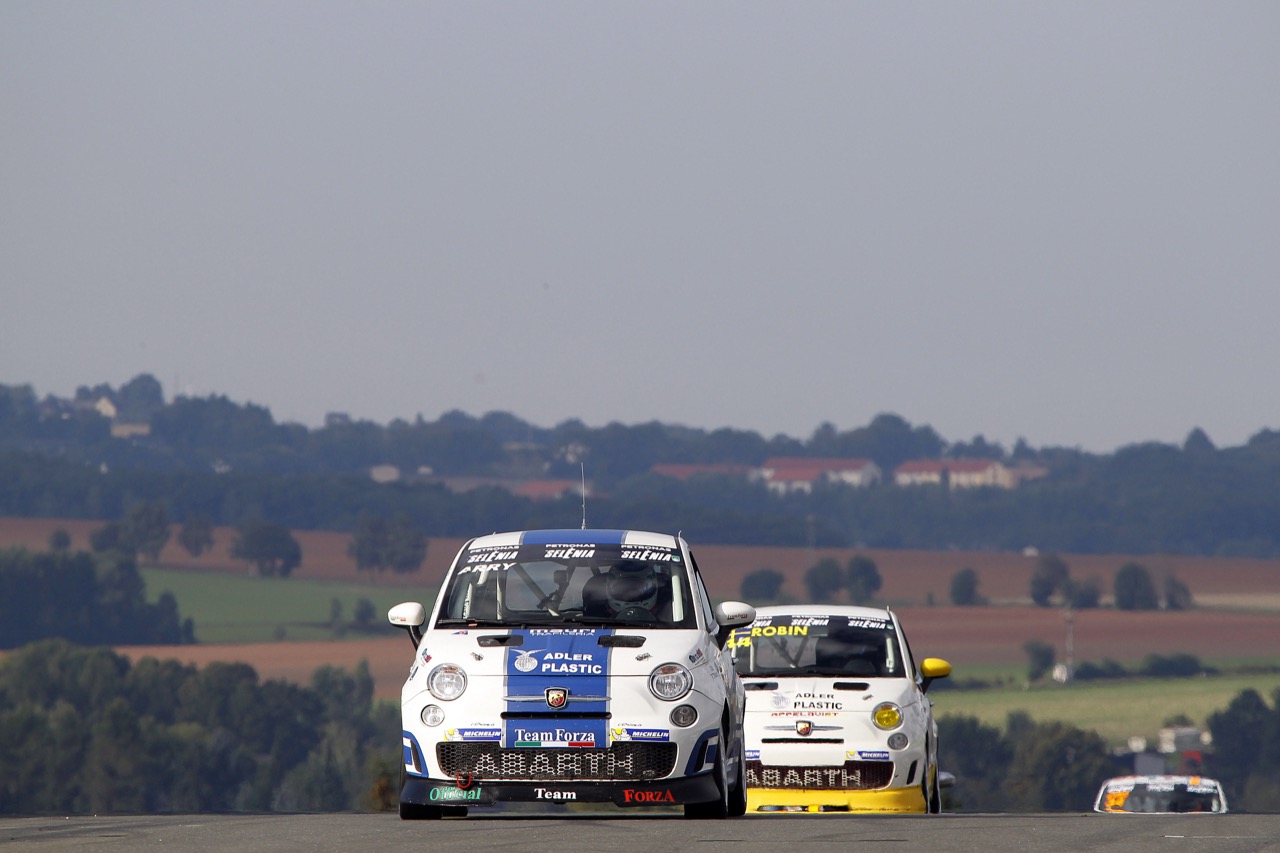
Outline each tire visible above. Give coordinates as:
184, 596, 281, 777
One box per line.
727, 732, 748, 817
928, 764, 942, 814
684, 726, 731, 819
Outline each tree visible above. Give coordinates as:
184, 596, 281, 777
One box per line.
231, 520, 302, 577
1023, 639, 1056, 682
116, 373, 165, 422
1163, 573, 1193, 610
1063, 576, 1101, 609
48, 528, 71, 552
1114, 562, 1159, 610
845, 555, 882, 604
1004, 720, 1113, 811
1029, 554, 1070, 607
347, 512, 426, 579
949, 567, 982, 606
803, 558, 844, 602
179, 514, 215, 558
740, 568, 784, 602
121, 500, 170, 563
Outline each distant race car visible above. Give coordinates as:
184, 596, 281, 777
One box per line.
729, 605, 952, 814
387, 528, 756, 819
1094, 775, 1228, 813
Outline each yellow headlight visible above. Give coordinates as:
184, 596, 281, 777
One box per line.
873, 702, 902, 730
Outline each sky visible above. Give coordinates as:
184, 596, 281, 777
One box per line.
3, 3, 1278, 454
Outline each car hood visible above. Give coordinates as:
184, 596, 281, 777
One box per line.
741, 675, 922, 716
416, 626, 713, 681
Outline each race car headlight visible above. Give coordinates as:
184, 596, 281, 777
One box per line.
427, 664, 468, 701
421, 705, 446, 727
649, 663, 692, 701
873, 702, 903, 730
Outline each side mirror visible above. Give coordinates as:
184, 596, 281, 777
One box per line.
388, 601, 427, 649
713, 601, 756, 648
920, 657, 952, 693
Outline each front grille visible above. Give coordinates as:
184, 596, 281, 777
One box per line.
437, 742, 678, 781
745, 759, 894, 791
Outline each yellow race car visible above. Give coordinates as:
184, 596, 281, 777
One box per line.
729, 605, 951, 814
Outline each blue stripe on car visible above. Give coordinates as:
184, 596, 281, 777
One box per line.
503, 628, 612, 748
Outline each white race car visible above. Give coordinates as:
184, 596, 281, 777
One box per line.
729, 605, 952, 813
388, 528, 756, 819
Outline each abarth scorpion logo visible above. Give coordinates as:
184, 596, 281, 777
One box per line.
545, 687, 568, 709
795, 720, 813, 737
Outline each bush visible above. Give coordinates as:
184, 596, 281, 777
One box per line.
1114, 562, 1159, 610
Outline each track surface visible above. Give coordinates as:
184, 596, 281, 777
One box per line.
4, 812, 1280, 853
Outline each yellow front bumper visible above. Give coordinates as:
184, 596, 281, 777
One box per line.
747, 785, 927, 814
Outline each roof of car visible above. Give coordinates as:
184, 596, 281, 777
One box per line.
464, 528, 682, 550
750, 604, 897, 621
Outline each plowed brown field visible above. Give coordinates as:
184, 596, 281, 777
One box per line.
5, 517, 1279, 701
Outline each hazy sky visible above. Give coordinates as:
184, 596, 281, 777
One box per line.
4, 3, 1278, 453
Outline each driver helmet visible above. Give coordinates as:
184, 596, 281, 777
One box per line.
605, 560, 660, 614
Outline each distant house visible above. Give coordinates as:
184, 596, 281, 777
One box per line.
651, 463, 752, 481
369, 464, 401, 484
110, 421, 151, 439
754, 457, 882, 495
894, 459, 1022, 489
513, 479, 586, 501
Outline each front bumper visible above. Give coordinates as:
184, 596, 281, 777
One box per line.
401, 772, 721, 808
747, 785, 927, 814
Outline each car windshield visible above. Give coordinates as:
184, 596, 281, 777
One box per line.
434, 539, 698, 629
1101, 779, 1225, 813
730, 613, 905, 678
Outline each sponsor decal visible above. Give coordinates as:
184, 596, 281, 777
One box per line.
428, 785, 484, 802
455, 562, 515, 574
623, 789, 677, 803
611, 727, 670, 742
445, 728, 503, 742
543, 546, 596, 559
529, 628, 597, 636
768, 711, 840, 718
620, 546, 679, 562
512, 727, 597, 747
504, 629, 611, 748
472, 750, 638, 779
750, 625, 810, 637
792, 691, 843, 711
465, 547, 518, 564
855, 750, 891, 761
746, 749, 761, 761
688, 647, 706, 666
534, 788, 577, 801
420, 647, 432, 664
770, 693, 790, 710
796, 720, 813, 737
407, 665, 418, 681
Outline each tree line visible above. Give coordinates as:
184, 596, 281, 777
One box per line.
939, 686, 1280, 813
4, 378, 1280, 555
0, 548, 191, 650
4, 638, 1277, 815
0, 639, 398, 815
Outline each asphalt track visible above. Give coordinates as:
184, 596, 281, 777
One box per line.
4, 811, 1280, 852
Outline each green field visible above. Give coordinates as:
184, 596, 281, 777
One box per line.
139, 567, 1279, 747
141, 567, 437, 643
934, 671, 1280, 747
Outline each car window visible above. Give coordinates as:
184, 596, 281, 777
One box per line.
436, 541, 698, 629
731, 613, 905, 678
